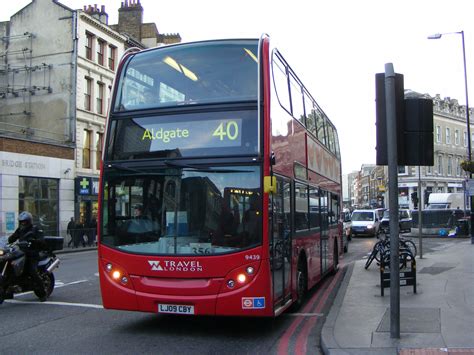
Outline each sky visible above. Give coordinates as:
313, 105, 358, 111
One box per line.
2, 0, 474, 174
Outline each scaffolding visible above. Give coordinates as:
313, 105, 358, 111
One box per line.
0, 32, 53, 109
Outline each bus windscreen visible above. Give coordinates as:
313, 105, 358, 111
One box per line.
101, 165, 262, 255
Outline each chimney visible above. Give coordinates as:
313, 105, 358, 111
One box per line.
84, 3, 109, 25
118, 0, 144, 41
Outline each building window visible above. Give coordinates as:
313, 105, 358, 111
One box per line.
97, 82, 104, 115
437, 155, 443, 175
446, 128, 451, 144
96, 132, 103, 170
456, 158, 461, 176
19, 177, 59, 236
86, 32, 93, 60
455, 129, 460, 145
398, 166, 407, 175
108, 45, 116, 71
97, 39, 105, 66
436, 126, 441, 143
447, 156, 452, 175
464, 131, 468, 147
83, 129, 92, 169
85, 77, 92, 111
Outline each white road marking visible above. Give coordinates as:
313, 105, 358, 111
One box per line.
12, 279, 89, 297
5, 299, 103, 309
55, 279, 89, 288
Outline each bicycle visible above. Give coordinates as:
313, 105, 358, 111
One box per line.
364, 234, 417, 270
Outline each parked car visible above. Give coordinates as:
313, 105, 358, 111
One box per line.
380, 209, 413, 234
350, 209, 381, 237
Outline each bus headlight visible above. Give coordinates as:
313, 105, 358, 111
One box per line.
223, 261, 260, 292
227, 280, 235, 288
102, 260, 132, 288
237, 273, 247, 283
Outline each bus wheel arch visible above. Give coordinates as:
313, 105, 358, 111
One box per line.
291, 251, 308, 312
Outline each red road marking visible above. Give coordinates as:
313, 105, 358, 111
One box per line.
294, 267, 345, 354
277, 262, 346, 355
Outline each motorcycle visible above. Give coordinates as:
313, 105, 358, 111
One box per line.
0, 236, 62, 303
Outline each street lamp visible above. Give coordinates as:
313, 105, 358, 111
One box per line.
428, 31, 473, 244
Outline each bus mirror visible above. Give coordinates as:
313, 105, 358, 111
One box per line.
264, 176, 276, 194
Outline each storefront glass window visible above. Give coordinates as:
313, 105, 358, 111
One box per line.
19, 177, 59, 236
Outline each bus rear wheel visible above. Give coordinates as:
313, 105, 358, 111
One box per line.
331, 242, 339, 275
291, 257, 307, 312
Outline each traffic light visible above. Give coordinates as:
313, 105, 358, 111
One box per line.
411, 192, 419, 209
375, 73, 405, 165
424, 190, 431, 206
375, 73, 434, 166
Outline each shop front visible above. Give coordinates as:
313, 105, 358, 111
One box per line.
75, 176, 99, 236
1, 151, 74, 238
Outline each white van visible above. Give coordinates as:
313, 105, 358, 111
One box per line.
427, 193, 465, 210
350, 209, 380, 237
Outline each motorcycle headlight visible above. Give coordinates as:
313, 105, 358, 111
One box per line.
0, 249, 4, 256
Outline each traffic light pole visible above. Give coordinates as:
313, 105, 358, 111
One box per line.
385, 63, 400, 339
418, 166, 423, 258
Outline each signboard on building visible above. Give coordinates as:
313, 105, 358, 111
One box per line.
466, 179, 474, 196
75, 177, 99, 196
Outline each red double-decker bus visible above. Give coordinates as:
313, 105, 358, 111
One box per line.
98, 35, 343, 316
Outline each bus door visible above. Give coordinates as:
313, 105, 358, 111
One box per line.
270, 177, 292, 308
320, 190, 330, 273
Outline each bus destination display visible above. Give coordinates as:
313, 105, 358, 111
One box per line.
139, 118, 242, 150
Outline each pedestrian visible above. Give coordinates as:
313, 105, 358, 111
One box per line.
73, 220, 83, 248
88, 217, 97, 246
67, 217, 75, 247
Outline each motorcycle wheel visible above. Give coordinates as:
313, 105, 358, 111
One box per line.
34, 272, 55, 299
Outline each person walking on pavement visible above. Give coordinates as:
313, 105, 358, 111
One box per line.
8, 211, 47, 301
67, 217, 75, 247
72, 219, 83, 248
87, 217, 97, 246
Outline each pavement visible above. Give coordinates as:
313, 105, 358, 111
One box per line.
321, 237, 474, 354
56, 244, 97, 254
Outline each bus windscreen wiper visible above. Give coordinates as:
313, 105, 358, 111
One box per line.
163, 161, 251, 173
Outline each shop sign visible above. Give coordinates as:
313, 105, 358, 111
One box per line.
76, 177, 99, 196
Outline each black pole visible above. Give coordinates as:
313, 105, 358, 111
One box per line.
460, 31, 474, 244
385, 63, 400, 339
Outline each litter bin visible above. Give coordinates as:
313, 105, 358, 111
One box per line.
456, 218, 470, 236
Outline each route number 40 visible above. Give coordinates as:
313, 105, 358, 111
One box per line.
212, 121, 239, 141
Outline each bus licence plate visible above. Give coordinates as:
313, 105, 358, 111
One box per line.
158, 304, 195, 315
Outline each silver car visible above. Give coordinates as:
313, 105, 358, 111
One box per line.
380, 209, 413, 233
350, 209, 381, 237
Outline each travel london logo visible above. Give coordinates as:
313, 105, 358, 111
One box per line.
148, 260, 203, 272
